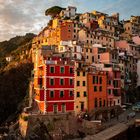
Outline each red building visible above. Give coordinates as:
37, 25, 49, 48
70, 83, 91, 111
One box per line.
106, 70, 121, 107
34, 57, 75, 114
87, 71, 107, 112
85, 20, 99, 31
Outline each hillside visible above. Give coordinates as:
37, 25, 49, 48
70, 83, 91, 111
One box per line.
0, 34, 35, 125
0, 62, 33, 125
0, 33, 36, 69
0, 33, 35, 58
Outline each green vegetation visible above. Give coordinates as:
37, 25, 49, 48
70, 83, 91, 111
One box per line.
0, 33, 35, 59
0, 33, 35, 125
0, 33, 35, 69
45, 6, 65, 18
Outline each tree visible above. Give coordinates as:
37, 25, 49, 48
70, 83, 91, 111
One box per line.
45, 6, 65, 18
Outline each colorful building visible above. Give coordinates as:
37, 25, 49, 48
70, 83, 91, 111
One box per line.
34, 56, 75, 114
74, 62, 88, 115
31, 6, 140, 116
87, 71, 107, 112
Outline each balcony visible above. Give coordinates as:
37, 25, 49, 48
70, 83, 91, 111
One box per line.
113, 67, 120, 71
46, 60, 57, 65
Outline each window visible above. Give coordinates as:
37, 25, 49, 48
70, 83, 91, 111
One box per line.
60, 79, 64, 85
114, 72, 117, 78
83, 72, 85, 76
50, 67, 54, 73
113, 80, 118, 88
69, 91, 73, 97
79, 63, 82, 68
99, 98, 102, 107
108, 80, 111, 85
103, 100, 106, 107
60, 67, 64, 73
70, 67, 73, 74
96, 76, 98, 84
83, 91, 87, 97
38, 78, 43, 87
93, 76, 98, 84
94, 86, 97, 92
60, 91, 64, 98
99, 86, 102, 92
108, 89, 111, 95
50, 78, 54, 86
92, 56, 94, 62
77, 81, 80, 86
50, 91, 54, 98
83, 81, 86, 86
69, 79, 73, 85
92, 76, 98, 84
77, 71, 80, 76
114, 101, 115, 106
77, 92, 80, 97
110, 101, 112, 106
113, 89, 118, 96
93, 76, 95, 84
118, 99, 120, 103
99, 77, 102, 84
95, 98, 98, 108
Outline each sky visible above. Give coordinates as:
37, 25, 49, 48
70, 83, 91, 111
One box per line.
0, 0, 140, 42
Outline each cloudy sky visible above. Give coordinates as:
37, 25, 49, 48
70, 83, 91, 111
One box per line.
0, 0, 140, 42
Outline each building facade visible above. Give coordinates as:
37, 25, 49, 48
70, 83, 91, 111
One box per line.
34, 57, 75, 114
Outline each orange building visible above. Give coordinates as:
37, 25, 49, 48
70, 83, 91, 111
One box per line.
47, 21, 74, 45
60, 21, 74, 41
87, 71, 107, 112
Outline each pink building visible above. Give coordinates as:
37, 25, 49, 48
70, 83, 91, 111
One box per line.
132, 36, 140, 45
106, 70, 121, 106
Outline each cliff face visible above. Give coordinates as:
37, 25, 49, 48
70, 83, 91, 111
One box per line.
0, 62, 33, 125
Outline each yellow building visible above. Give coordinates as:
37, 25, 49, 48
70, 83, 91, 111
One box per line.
98, 16, 105, 27
52, 18, 61, 29
74, 62, 88, 115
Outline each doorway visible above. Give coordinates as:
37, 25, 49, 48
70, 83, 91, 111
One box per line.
80, 102, 84, 111
53, 104, 58, 114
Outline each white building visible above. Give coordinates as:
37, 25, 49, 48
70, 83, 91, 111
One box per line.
6, 56, 13, 62
60, 6, 77, 19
